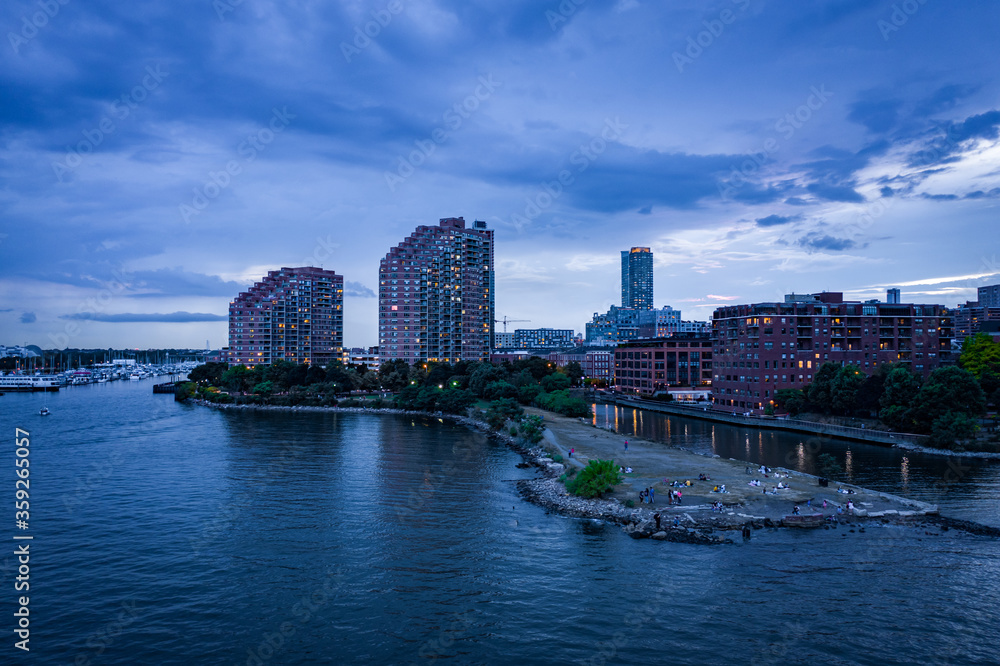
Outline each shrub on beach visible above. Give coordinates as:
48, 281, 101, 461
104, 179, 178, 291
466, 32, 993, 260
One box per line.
565, 459, 622, 499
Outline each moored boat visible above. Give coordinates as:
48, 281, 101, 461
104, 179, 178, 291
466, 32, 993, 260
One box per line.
0, 375, 61, 392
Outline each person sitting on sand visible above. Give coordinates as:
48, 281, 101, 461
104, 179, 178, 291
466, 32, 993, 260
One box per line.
793, 505, 801, 515
720, 484, 726, 493
625, 467, 633, 474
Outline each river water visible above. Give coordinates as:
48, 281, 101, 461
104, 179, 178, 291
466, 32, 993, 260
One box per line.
4, 381, 999, 664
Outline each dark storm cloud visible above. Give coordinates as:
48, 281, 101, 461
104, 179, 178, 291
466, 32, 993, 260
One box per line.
755, 214, 801, 227
797, 234, 858, 253
20, 312, 36, 323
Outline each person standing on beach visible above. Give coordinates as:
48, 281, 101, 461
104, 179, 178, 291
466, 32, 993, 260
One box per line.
654, 513, 661, 530
649, 487, 654, 503
624, 440, 628, 451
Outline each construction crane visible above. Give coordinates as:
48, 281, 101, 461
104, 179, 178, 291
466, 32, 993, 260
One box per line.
495, 316, 530, 332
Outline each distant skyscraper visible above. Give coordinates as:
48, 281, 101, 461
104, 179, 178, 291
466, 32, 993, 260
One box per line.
228, 266, 344, 367
621, 247, 653, 310
379, 217, 494, 364
979, 284, 1000, 308
887, 288, 901, 304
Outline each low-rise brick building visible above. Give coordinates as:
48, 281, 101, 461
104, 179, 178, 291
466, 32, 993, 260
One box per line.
711, 291, 954, 413
613, 335, 713, 396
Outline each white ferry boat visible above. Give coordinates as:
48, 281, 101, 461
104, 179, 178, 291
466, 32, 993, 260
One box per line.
0, 375, 61, 391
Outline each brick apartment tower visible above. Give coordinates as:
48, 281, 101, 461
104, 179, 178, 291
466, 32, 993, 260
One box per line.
621, 247, 653, 310
228, 266, 344, 367
711, 292, 954, 413
379, 217, 494, 364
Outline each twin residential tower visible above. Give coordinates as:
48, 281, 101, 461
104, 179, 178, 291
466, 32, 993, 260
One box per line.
228, 217, 495, 367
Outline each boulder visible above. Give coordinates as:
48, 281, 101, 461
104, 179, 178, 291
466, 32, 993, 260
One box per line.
651, 531, 668, 540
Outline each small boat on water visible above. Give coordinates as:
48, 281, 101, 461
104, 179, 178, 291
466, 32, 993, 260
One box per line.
39, 407, 51, 416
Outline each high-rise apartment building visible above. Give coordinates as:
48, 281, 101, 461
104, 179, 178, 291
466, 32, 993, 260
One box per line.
621, 247, 653, 310
979, 284, 1000, 308
887, 288, 901, 304
379, 217, 494, 364
228, 266, 343, 367
711, 291, 954, 413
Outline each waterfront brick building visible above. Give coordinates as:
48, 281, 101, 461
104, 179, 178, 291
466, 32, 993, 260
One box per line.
613, 335, 713, 396
228, 266, 343, 367
379, 217, 494, 364
711, 292, 955, 413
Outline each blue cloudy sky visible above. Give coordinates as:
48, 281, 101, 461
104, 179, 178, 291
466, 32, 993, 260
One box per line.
2, 0, 999, 350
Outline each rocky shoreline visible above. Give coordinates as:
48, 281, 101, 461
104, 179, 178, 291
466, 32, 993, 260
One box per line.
192, 400, 1000, 544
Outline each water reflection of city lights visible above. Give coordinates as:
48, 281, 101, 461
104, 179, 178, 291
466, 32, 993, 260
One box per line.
845, 449, 854, 480
797, 442, 805, 469
901, 455, 909, 492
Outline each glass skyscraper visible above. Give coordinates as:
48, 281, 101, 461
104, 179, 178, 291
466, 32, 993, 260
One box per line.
621, 247, 653, 310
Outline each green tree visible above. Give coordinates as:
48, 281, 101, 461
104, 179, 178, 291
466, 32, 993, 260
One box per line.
879, 365, 922, 430
359, 371, 381, 392
830, 365, 865, 415
469, 363, 508, 397
174, 381, 197, 402
806, 362, 840, 413
929, 412, 979, 450
540, 373, 571, 393
536, 390, 591, 417
437, 388, 476, 414
483, 380, 518, 401
221, 365, 257, 393
326, 361, 359, 393
513, 356, 556, 380
188, 362, 228, 385
565, 459, 622, 498
517, 415, 546, 443
856, 362, 896, 416
253, 380, 275, 397
305, 365, 327, 385
425, 362, 455, 388
485, 398, 524, 430
517, 383, 543, 405
959, 333, 1000, 399
564, 361, 584, 386
378, 359, 411, 391
908, 366, 987, 433
774, 388, 808, 415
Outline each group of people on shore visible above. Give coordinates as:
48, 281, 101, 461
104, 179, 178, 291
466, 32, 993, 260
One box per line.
638, 486, 656, 504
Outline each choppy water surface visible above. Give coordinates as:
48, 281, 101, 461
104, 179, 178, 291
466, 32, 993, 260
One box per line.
4, 382, 999, 664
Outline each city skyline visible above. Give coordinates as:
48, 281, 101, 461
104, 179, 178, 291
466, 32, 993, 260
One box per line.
2, 2, 1000, 349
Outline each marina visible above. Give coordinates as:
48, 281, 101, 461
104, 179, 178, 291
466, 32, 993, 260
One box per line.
0, 361, 198, 391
